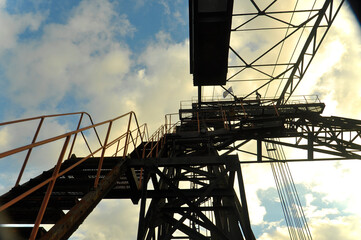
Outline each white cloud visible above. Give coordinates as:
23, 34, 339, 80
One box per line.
158, 0, 170, 15
0, 0, 193, 132
0, 4, 45, 54
258, 215, 361, 240
72, 200, 139, 240
258, 226, 289, 240
0, 126, 9, 148
0, 0, 5, 9
242, 163, 274, 225
173, 10, 186, 26
130, 32, 195, 131
311, 215, 361, 240
1, 0, 134, 118
299, 2, 361, 118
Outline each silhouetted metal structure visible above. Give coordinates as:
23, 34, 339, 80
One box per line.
1, 0, 359, 239
190, 0, 234, 86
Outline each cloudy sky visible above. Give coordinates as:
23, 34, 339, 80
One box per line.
0, 0, 361, 239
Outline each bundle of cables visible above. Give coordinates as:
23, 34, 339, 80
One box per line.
266, 140, 312, 240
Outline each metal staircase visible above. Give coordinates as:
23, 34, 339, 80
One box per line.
0, 112, 149, 239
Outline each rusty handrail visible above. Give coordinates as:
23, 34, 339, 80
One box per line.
112, 124, 148, 158
0, 112, 102, 157
138, 122, 173, 188
0, 112, 103, 187
0, 110, 143, 189
142, 124, 166, 158
0, 112, 93, 127
0, 111, 146, 237
0, 111, 143, 159
0, 112, 103, 150
165, 113, 178, 134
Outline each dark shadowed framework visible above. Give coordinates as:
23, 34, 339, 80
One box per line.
1, 0, 361, 239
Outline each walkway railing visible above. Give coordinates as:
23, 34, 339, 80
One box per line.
0, 111, 148, 239
180, 95, 321, 109
137, 114, 180, 188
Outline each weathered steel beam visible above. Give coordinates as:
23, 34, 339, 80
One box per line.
278, 0, 345, 104
127, 155, 238, 167
40, 159, 127, 240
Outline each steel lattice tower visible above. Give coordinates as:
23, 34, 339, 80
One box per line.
1, 0, 360, 239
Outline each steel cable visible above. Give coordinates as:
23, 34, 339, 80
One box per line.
265, 0, 300, 98
274, 0, 319, 99
266, 140, 312, 240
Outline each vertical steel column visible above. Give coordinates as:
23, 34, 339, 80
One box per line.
308, 130, 314, 161
137, 169, 149, 240
257, 139, 262, 162
198, 86, 202, 105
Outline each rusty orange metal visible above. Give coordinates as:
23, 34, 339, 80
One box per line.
272, 101, 280, 116
0, 109, 180, 238
30, 136, 71, 240
0, 111, 147, 240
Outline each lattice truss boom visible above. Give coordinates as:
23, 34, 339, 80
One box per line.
226, 0, 344, 104
266, 115, 361, 161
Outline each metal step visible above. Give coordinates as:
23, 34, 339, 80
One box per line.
0, 156, 141, 226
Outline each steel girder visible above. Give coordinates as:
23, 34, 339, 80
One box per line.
228, 0, 344, 103
135, 150, 256, 240
277, 0, 345, 104
39, 159, 128, 240
263, 115, 361, 161
223, 114, 361, 163
177, 100, 361, 163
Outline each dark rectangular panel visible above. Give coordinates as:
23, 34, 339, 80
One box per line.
189, 0, 234, 86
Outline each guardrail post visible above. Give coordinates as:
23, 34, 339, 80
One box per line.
272, 101, 280, 117
197, 112, 200, 133
94, 121, 113, 188
67, 113, 84, 159
156, 131, 160, 157
15, 117, 44, 187
29, 135, 71, 240
123, 113, 133, 159
115, 139, 120, 157
150, 137, 154, 157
